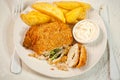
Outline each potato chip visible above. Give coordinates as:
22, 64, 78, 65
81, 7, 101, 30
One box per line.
65, 7, 83, 24
32, 2, 65, 23
79, 2, 91, 11
58, 7, 69, 14
77, 9, 86, 20
20, 10, 50, 26
54, 1, 81, 10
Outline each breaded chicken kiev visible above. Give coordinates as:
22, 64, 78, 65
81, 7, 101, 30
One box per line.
23, 21, 73, 55
67, 43, 87, 68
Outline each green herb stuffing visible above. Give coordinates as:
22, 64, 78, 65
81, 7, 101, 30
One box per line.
49, 48, 61, 59
51, 53, 61, 60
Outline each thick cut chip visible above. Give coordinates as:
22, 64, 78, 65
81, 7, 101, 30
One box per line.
77, 9, 86, 20
58, 7, 69, 14
20, 10, 50, 26
32, 2, 65, 23
54, 1, 91, 11
65, 7, 83, 24
54, 1, 81, 10
79, 2, 91, 11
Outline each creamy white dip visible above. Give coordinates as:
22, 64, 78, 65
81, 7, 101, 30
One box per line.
73, 20, 99, 43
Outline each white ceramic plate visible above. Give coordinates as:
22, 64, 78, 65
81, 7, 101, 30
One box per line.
13, 1, 107, 78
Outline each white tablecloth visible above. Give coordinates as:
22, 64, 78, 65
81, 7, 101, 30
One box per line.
0, 0, 120, 80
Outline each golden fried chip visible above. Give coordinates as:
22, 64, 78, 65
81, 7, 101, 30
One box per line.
20, 10, 50, 26
32, 2, 65, 23
54, 1, 91, 11
77, 9, 86, 20
65, 7, 83, 24
54, 1, 81, 10
79, 2, 91, 11
58, 7, 69, 14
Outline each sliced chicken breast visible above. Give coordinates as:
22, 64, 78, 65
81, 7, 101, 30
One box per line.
66, 43, 79, 67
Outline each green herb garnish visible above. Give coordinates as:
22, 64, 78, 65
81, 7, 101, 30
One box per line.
51, 53, 61, 60
49, 48, 61, 59
54, 48, 61, 53
49, 50, 56, 58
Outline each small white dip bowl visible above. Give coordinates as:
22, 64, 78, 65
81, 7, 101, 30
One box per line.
73, 19, 100, 44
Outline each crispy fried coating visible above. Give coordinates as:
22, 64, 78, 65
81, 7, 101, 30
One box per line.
76, 45, 87, 68
23, 21, 73, 54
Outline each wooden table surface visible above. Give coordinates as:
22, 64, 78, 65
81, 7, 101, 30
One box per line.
0, 0, 120, 80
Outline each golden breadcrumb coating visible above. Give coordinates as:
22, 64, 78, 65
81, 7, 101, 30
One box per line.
23, 21, 73, 54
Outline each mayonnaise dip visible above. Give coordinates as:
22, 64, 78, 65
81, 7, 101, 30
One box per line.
73, 19, 100, 43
